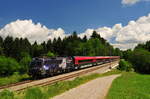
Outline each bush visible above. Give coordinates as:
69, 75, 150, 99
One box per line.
129, 49, 150, 74
0, 90, 14, 99
47, 51, 55, 57
0, 56, 20, 76
118, 59, 133, 72
24, 87, 48, 99
20, 55, 31, 73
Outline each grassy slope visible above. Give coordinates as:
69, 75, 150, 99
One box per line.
44, 69, 121, 98
13, 69, 121, 99
0, 74, 30, 86
107, 72, 150, 99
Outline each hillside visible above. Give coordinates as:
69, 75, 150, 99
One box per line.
107, 72, 150, 99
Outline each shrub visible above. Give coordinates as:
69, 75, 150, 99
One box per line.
47, 51, 55, 57
129, 49, 150, 74
0, 56, 20, 76
24, 87, 48, 99
118, 59, 133, 72
0, 90, 14, 99
20, 55, 31, 73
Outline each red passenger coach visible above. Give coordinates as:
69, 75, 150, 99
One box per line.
73, 56, 119, 65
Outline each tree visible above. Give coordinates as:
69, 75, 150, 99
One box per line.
52, 38, 57, 54
3, 36, 14, 57
122, 49, 132, 61
41, 41, 47, 54
0, 56, 20, 76
0, 37, 3, 55
91, 31, 100, 39
82, 35, 87, 42
11, 38, 20, 60
46, 39, 52, 52
114, 48, 123, 58
19, 53, 32, 73
22, 38, 31, 54
47, 51, 55, 57
91, 31, 106, 44
72, 31, 78, 40
53, 37, 62, 55
135, 40, 150, 52
145, 41, 150, 51
118, 59, 133, 71
129, 49, 150, 73
31, 42, 44, 57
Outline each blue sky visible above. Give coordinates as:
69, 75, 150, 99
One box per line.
0, 0, 150, 50
0, 0, 150, 33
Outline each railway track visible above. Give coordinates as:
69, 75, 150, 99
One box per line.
0, 80, 32, 90
0, 60, 119, 92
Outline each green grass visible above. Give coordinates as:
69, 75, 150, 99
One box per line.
45, 69, 121, 98
0, 73, 30, 86
0, 90, 14, 99
12, 69, 121, 99
24, 87, 48, 99
107, 72, 150, 99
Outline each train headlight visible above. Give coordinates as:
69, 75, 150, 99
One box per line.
43, 65, 49, 70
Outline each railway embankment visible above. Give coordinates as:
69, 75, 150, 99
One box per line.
53, 74, 121, 99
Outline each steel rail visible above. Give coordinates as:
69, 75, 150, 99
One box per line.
0, 80, 32, 90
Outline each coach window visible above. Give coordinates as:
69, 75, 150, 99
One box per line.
79, 59, 92, 63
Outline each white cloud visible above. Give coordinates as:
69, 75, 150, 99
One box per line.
0, 19, 66, 44
79, 29, 94, 39
122, 0, 140, 5
122, 0, 150, 5
78, 24, 122, 41
79, 14, 150, 50
48, 28, 67, 40
0, 14, 150, 50
111, 43, 138, 50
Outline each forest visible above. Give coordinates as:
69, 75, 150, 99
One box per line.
0, 31, 150, 77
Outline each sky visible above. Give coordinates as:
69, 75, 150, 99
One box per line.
0, 0, 150, 50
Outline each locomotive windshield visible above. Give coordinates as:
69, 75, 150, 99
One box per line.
44, 59, 62, 65
30, 58, 63, 68
30, 60, 43, 67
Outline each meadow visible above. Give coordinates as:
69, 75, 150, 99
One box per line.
107, 72, 150, 99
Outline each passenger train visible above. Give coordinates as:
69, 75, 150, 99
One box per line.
29, 56, 119, 78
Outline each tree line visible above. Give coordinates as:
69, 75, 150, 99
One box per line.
0, 31, 122, 76
0, 31, 123, 60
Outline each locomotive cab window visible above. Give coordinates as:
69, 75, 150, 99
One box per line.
30, 60, 43, 67
44, 59, 63, 65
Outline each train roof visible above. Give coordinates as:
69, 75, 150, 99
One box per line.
32, 57, 66, 61
73, 56, 119, 60
32, 56, 119, 61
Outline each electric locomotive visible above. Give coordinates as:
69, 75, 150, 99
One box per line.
29, 57, 74, 77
